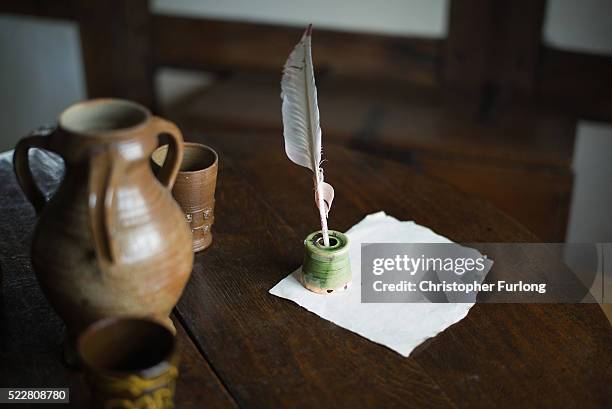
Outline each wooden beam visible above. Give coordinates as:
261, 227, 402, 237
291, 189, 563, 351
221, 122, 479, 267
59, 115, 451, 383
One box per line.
3, 0, 610, 120
445, 0, 546, 97
538, 47, 612, 121
444, 0, 492, 94
489, 1, 546, 96
152, 16, 442, 87
0, 0, 76, 20
77, 0, 155, 109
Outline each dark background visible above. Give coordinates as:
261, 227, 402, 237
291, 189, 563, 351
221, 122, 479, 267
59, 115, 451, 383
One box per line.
1, 0, 611, 246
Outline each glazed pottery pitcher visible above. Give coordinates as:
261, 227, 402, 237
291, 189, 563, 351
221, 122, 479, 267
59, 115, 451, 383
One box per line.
13, 99, 194, 341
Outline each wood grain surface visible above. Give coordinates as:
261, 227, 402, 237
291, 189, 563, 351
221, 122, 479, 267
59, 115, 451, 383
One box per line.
0, 152, 235, 409
1, 132, 610, 408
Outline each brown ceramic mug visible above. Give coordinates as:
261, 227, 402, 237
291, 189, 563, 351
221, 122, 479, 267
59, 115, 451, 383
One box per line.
152, 142, 218, 252
78, 317, 179, 409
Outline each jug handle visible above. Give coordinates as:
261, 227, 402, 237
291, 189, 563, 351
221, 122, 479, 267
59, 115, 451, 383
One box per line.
152, 116, 184, 190
13, 127, 56, 214
88, 147, 123, 265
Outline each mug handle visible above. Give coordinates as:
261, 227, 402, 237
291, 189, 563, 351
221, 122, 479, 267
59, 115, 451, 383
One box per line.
88, 147, 125, 266
13, 127, 56, 214
151, 116, 184, 190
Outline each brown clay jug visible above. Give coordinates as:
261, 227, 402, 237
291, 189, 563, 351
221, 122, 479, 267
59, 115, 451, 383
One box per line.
13, 99, 194, 342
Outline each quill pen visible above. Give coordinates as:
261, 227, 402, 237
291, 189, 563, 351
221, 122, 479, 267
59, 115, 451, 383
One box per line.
281, 24, 335, 246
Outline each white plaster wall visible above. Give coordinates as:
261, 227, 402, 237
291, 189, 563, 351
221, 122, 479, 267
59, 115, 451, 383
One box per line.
543, 0, 612, 55
0, 16, 86, 151
152, 0, 449, 37
567, 122, 612, 242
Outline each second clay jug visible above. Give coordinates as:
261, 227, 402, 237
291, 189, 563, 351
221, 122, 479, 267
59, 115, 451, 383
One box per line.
13, 99, 194, 341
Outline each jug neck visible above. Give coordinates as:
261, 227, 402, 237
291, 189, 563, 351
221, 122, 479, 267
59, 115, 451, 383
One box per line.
49, 124, 158, 165
48, 99, 158, 164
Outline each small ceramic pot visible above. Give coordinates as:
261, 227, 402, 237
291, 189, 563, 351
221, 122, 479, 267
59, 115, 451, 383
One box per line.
152, 143, 218, 252
78, 317, 179, 409
300, 230, 351, 294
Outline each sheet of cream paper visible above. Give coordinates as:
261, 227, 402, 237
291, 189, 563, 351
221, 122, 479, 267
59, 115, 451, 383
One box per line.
269, 211, 492, 357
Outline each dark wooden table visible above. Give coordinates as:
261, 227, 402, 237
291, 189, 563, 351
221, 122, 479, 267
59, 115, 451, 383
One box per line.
1, 132, 610, 408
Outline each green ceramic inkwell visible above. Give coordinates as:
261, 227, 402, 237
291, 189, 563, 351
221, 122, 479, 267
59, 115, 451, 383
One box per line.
300, 230, 351, 294
280, 25, 352, 293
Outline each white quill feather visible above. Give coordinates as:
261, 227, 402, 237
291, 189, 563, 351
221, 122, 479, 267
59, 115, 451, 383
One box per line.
281, 25, 334, 246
